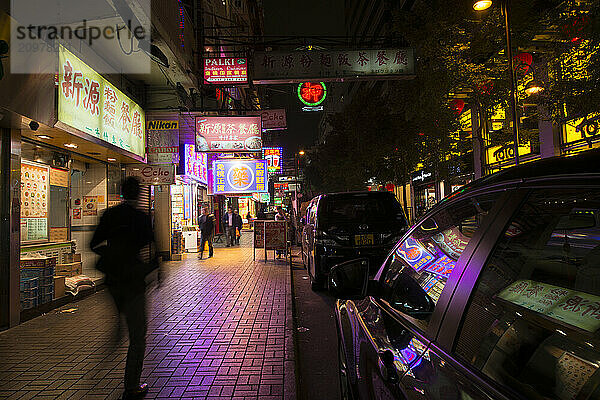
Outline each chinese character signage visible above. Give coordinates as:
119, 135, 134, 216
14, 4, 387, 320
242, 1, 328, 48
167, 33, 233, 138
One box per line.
147, 117, 179, 164
260, 109, 287, 130
263, 147, 283, 173
298, 82, 326, 106
182, 144, 208, 184
196, 116, 262, 152
253, 49, 415, 83
498, 279, 600, 332
58, 46, 145, 158
204, 57, 248, 84
212, 159, 268, 194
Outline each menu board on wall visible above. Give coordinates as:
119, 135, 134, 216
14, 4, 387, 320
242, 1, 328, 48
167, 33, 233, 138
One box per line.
21, 161, 49, 242
50, 167, 69, 187
83, 196, 98, 216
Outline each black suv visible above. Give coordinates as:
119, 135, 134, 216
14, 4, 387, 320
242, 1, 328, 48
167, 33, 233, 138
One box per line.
331, 149, 600, 400
301, 191, 408, 290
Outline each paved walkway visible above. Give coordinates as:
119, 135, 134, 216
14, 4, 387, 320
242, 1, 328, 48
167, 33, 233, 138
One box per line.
0, 242, 295, 400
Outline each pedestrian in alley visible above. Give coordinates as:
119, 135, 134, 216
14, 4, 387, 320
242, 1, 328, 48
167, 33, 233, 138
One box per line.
90, 176, 157, 400
223, 207, 236, 247
198, 206, 214, 259
234, 209, 243, 245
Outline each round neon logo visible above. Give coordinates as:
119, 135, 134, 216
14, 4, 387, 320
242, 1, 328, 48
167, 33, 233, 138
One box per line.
298, 82, 327, 106
227, 164, 255, 191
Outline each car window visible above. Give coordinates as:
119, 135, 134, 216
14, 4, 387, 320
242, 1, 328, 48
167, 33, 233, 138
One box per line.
380, 192, 502, 331
454, 188, 600, 400
318, 193, 406, 228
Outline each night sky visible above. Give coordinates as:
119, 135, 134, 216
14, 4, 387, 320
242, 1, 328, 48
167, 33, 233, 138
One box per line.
261, 0, 345, 154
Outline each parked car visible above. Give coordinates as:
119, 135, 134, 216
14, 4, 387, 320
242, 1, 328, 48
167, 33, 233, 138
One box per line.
302, 191, 408, 290
330, 149, 600, 400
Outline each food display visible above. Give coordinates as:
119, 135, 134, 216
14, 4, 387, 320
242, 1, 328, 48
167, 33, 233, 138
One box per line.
21, 162, 49, 242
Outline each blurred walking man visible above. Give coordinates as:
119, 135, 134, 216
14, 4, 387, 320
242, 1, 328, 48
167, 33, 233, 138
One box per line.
91, 177, 156, 399
198, 207, 214, 259
223, 207, 236, 247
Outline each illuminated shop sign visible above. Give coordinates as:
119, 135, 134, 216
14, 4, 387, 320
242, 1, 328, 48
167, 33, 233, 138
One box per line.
411, 170, 433, 183
261, 109, 287, 130
253, 48, 415, 83
182, 144, 208, 184
195, 116, 262, 152
212, 159, 268, 194
298, 82, 327, 106
147, 116, 179, 164
263, 147, 283, 173
57, 46, 145, 158
203, 57, 248, 84
486, 142, 532, 164
564, 113, 600, 146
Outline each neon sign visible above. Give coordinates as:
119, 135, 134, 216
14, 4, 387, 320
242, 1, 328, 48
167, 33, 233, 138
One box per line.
297, 82, 327, 106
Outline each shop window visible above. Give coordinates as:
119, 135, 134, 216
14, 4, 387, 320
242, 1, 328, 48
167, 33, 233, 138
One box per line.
380, 192, 501, 331
454, 188, 600, 399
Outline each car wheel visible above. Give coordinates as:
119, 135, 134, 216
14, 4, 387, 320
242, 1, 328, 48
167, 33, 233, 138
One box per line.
339, 340, 353, 400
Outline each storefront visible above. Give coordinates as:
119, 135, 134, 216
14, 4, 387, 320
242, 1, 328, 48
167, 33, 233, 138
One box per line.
7, 45, 147, 321
170, 144, 208, 256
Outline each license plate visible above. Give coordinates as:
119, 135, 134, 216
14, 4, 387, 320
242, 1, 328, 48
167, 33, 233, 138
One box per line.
354, 234, 374, 246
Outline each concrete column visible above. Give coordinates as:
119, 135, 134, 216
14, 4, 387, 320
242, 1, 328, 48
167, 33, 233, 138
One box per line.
154, 184, 172, 260
0, 127, 21, 329
539, 105, 560, 158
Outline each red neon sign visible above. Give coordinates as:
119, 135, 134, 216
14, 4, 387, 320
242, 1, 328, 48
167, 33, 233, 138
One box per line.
298, 82, 327, 106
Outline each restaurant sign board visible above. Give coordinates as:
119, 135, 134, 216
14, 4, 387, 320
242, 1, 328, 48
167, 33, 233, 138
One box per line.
203, 57, 248, 84
58, 46, 145, 158
253, 48, 415, 83
196, 116, 262, 152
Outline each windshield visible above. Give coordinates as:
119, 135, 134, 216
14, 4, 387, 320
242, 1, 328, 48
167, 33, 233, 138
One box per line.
318, 193, 406, 228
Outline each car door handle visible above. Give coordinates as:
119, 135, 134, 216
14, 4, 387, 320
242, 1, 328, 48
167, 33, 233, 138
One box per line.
377, 350, 399, 383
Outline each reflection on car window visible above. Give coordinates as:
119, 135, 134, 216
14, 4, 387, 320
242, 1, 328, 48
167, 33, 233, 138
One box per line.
381, 193, 501, 331
454, 189, 600, 400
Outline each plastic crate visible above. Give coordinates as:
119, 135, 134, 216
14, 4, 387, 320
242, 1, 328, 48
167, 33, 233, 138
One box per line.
39, 293, 53, 305
19, 277, 39, 291
39, 283, 54, 298
20, 296, 38, 310
21, 287, 39, 299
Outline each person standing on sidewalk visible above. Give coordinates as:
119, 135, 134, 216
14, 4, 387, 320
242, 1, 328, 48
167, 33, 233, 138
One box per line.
275, 206, 287, 258
90, 176, 156, 400
198, 206, 214, 259
223, 207, 236, 247
234, 209, 243, 245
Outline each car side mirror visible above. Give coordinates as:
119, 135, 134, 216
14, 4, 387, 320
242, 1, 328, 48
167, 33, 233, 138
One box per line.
329, 258, 371, 299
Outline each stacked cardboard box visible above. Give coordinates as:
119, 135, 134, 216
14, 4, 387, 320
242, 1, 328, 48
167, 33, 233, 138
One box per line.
56, 253, 82, 277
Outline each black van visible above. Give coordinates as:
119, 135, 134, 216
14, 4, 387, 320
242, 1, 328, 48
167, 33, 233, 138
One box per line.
301, 191, 408, 290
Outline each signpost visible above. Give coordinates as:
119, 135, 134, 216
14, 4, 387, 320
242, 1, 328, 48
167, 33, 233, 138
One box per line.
253, 220, 288, 261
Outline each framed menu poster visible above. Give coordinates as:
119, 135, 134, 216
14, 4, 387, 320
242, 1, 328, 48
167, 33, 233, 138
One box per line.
21, 161, 49, 242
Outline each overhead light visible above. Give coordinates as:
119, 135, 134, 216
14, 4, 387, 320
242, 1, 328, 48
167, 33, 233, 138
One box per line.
473, 0, 492, 11
525, 80, 544, 95
36, 135, 52, 140
298, 150, 305, 155
64, 143, 78, 149
108, 158, 117, 162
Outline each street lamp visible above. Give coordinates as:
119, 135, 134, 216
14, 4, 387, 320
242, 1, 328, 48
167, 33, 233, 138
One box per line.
473, 0, 521, 165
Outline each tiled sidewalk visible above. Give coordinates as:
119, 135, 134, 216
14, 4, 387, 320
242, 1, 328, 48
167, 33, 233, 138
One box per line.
0, 244, 295, 400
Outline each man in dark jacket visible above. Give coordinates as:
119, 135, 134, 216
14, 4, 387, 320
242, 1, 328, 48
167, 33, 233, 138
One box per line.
198, 206, 214, 259
233, 209, 243, 245
223, 207, 236, 247
90, 177, 156, 400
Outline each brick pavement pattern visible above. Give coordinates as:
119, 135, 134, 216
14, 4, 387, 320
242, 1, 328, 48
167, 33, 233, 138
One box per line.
0, 243, 295, 400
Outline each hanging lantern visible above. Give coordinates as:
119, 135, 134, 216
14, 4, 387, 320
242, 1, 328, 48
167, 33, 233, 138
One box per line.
385, 183, 395, 192
514, 52, 532, 75
450, 99, 465, 115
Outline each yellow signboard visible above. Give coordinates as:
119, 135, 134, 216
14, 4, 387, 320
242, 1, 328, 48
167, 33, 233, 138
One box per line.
486, 142, 531, 164
564, 113, 600, 145
58, 46, 145, 158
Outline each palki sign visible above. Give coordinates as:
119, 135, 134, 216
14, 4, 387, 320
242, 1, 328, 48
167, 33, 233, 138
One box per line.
204, 57, 248, 84
126, 164, 175, 185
